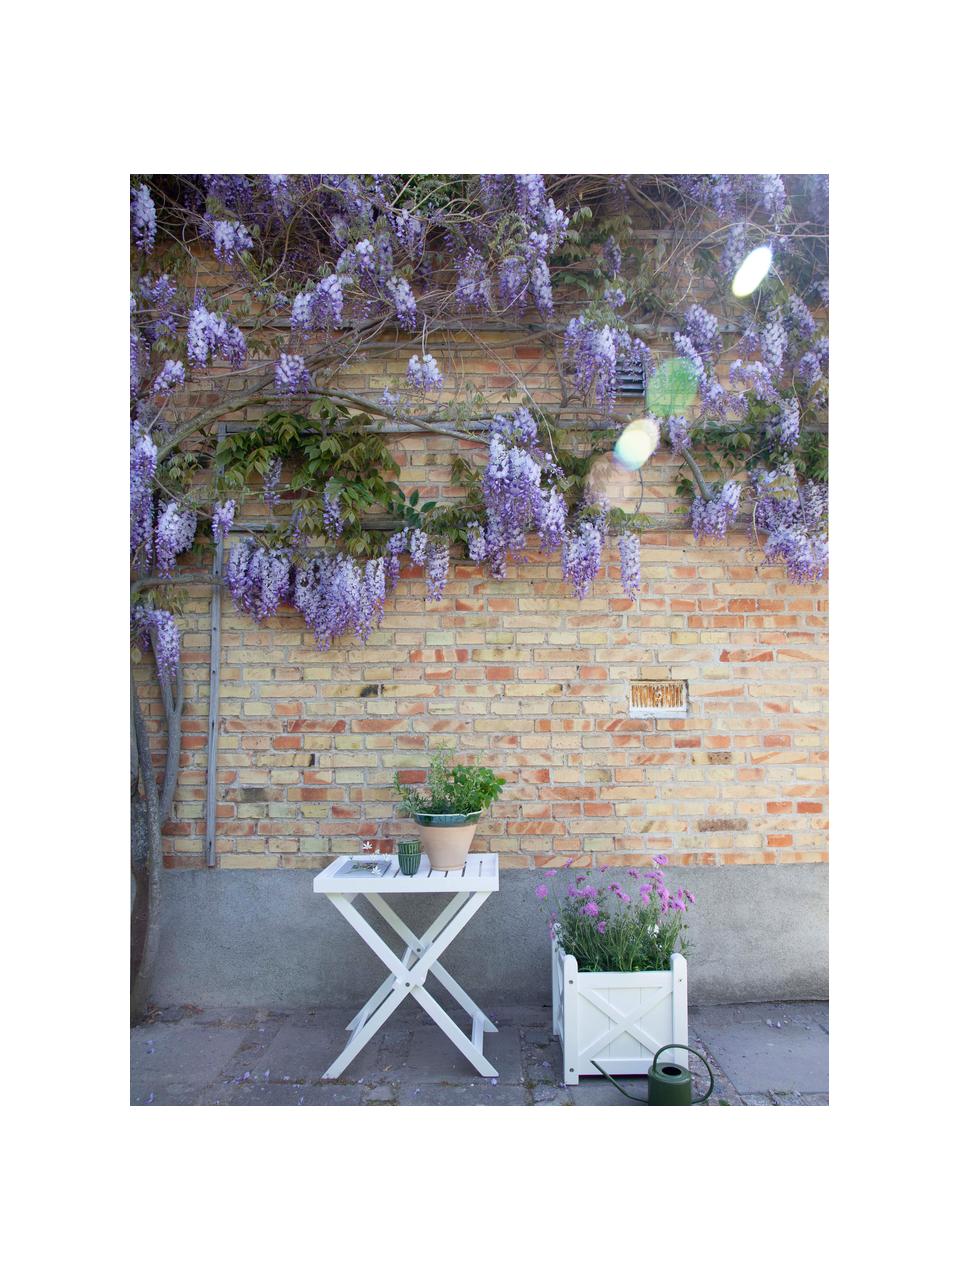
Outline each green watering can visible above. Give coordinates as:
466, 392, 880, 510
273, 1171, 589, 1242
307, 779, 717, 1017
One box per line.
590, 1044, 714, 1105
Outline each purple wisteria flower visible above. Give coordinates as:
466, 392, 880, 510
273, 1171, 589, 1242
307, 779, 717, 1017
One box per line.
425, 542, 449, 601
210, 220, 254, 263
561, 505, 607, 600
384, 528, 409, 589
291, 274, 345, 332
667, 415, 692, 454
564, 316, 649, 411
186, 299, 246, 369
406, 353, 443, 393
130, 432, 158, 565
691, 480, 741, 541
772, 397, 801, 450
455, 248, 493, 311
760, 311, 788, 374
471, 410, 561, 576
752, 468, 828, 582
618, 532, 642, 599
721, 222, 748, 279
274, 352, 310, 395
155, 501, 197, 577
786, 293, 816, 340
322, 481, 343, 537
152, 359, 185, 397
268, 174, 293, 217
227, 541, 293, 621
729, 359, 777, 403
132, 605, 180, 680
385, 276, 417, 329
408, 528, 428, 566
795, 352, 823, 387
131, 184, 156, 254
212, 500, 235, 543
263, 458, 282, 510
466, 523, 486, 563
603, 236, 622, 276
682, 304, 720, 358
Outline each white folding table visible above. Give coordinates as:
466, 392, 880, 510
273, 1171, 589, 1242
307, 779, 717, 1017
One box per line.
313, 852, 500, 1080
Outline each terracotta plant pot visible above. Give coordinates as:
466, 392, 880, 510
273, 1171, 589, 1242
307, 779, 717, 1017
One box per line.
413, 813, 481, 871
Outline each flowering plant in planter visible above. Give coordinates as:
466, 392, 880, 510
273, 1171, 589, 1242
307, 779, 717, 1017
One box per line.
537, 856, 696, 1084
536, 855, 694, 972
394, 748, 505, 870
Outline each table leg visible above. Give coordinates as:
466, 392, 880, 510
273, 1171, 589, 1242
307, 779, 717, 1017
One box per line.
321, 890, 498, 1080
367, 893, 498, 1034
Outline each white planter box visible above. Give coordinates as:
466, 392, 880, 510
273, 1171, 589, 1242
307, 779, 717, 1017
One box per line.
552, 933, 688, 1085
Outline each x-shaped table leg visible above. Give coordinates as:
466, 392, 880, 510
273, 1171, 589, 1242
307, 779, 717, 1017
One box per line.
323, 891, 498, 1080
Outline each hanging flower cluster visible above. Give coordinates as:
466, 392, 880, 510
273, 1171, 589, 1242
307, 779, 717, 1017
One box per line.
186, 298, 246, 369
291, 274, 345, 333
321, 481, 343, 537
274, 352, 311, 396
151, 359, 185, 397
210, 220, 254, 263
752, 467, 828, 582
130, 430, 158, 566
212, 500, 235, 543
155, 501, 197, 577
406, 353, 443, 393
563, 317, 651, 411
691, 480, 741, 541
226, 541, 293, 620
132, 604, 180, 680
468, 409, 565, 578
130, 184, 156, 254
561, 503, 608, 600
262, 458, 282, 510
618, 532, 642, 599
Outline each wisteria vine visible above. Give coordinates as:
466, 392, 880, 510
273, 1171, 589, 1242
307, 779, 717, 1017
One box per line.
130, 173, 828, 682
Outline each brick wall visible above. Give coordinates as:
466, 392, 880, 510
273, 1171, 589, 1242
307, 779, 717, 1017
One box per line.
135, 331, 828, 873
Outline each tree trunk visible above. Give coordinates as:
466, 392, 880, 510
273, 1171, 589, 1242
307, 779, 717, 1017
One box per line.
130, 658, 184, 1017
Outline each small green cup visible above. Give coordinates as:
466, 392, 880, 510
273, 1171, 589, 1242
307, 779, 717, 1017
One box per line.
397, 840, 422, 876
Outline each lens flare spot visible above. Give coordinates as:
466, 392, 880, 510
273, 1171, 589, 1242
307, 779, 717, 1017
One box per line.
613, 418, 660, 471
645, 358, 699, 419
732, 245, 773, 297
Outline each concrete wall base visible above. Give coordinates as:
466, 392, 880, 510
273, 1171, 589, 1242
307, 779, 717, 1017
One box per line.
148, 865, 827, 1009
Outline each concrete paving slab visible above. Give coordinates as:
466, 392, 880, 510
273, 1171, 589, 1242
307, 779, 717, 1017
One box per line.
397, 1083, 529, 1105
402, 1022, 523, 1083
202, 1082, 367, 1106
131, 1025, 247, 1086
248, 1022, 383, 1084
691, 1002, 828, 1094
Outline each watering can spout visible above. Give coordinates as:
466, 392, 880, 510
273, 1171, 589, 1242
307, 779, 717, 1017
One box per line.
590, 1044, 714, 1105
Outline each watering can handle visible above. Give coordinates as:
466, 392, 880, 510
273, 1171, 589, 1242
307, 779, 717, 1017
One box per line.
652, 1044, 715, 1104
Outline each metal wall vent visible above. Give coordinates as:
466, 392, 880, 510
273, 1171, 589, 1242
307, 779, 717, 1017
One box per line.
615, 359, 647, 398
629, 679, 688, 718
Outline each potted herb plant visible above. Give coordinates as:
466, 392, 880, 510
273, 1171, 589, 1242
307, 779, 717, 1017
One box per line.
394, 748, 505, 871
536, 856, 694, 1084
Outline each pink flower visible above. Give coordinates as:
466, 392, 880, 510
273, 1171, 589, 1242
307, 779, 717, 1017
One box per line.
652, 854, 669, 867
562, 857, 575, 869
578, 884, 598, 899
544, 869, 558, 878
580, 901, 600, 917
596, 920, 607, 934
535, 884, 548, 900
683, 889, 696, 904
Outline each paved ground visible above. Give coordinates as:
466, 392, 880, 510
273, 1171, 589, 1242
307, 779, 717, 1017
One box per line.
131, 1000, 827, 1106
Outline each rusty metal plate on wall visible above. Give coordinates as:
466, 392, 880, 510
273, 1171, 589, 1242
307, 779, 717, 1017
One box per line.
629, 679, 688, 718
